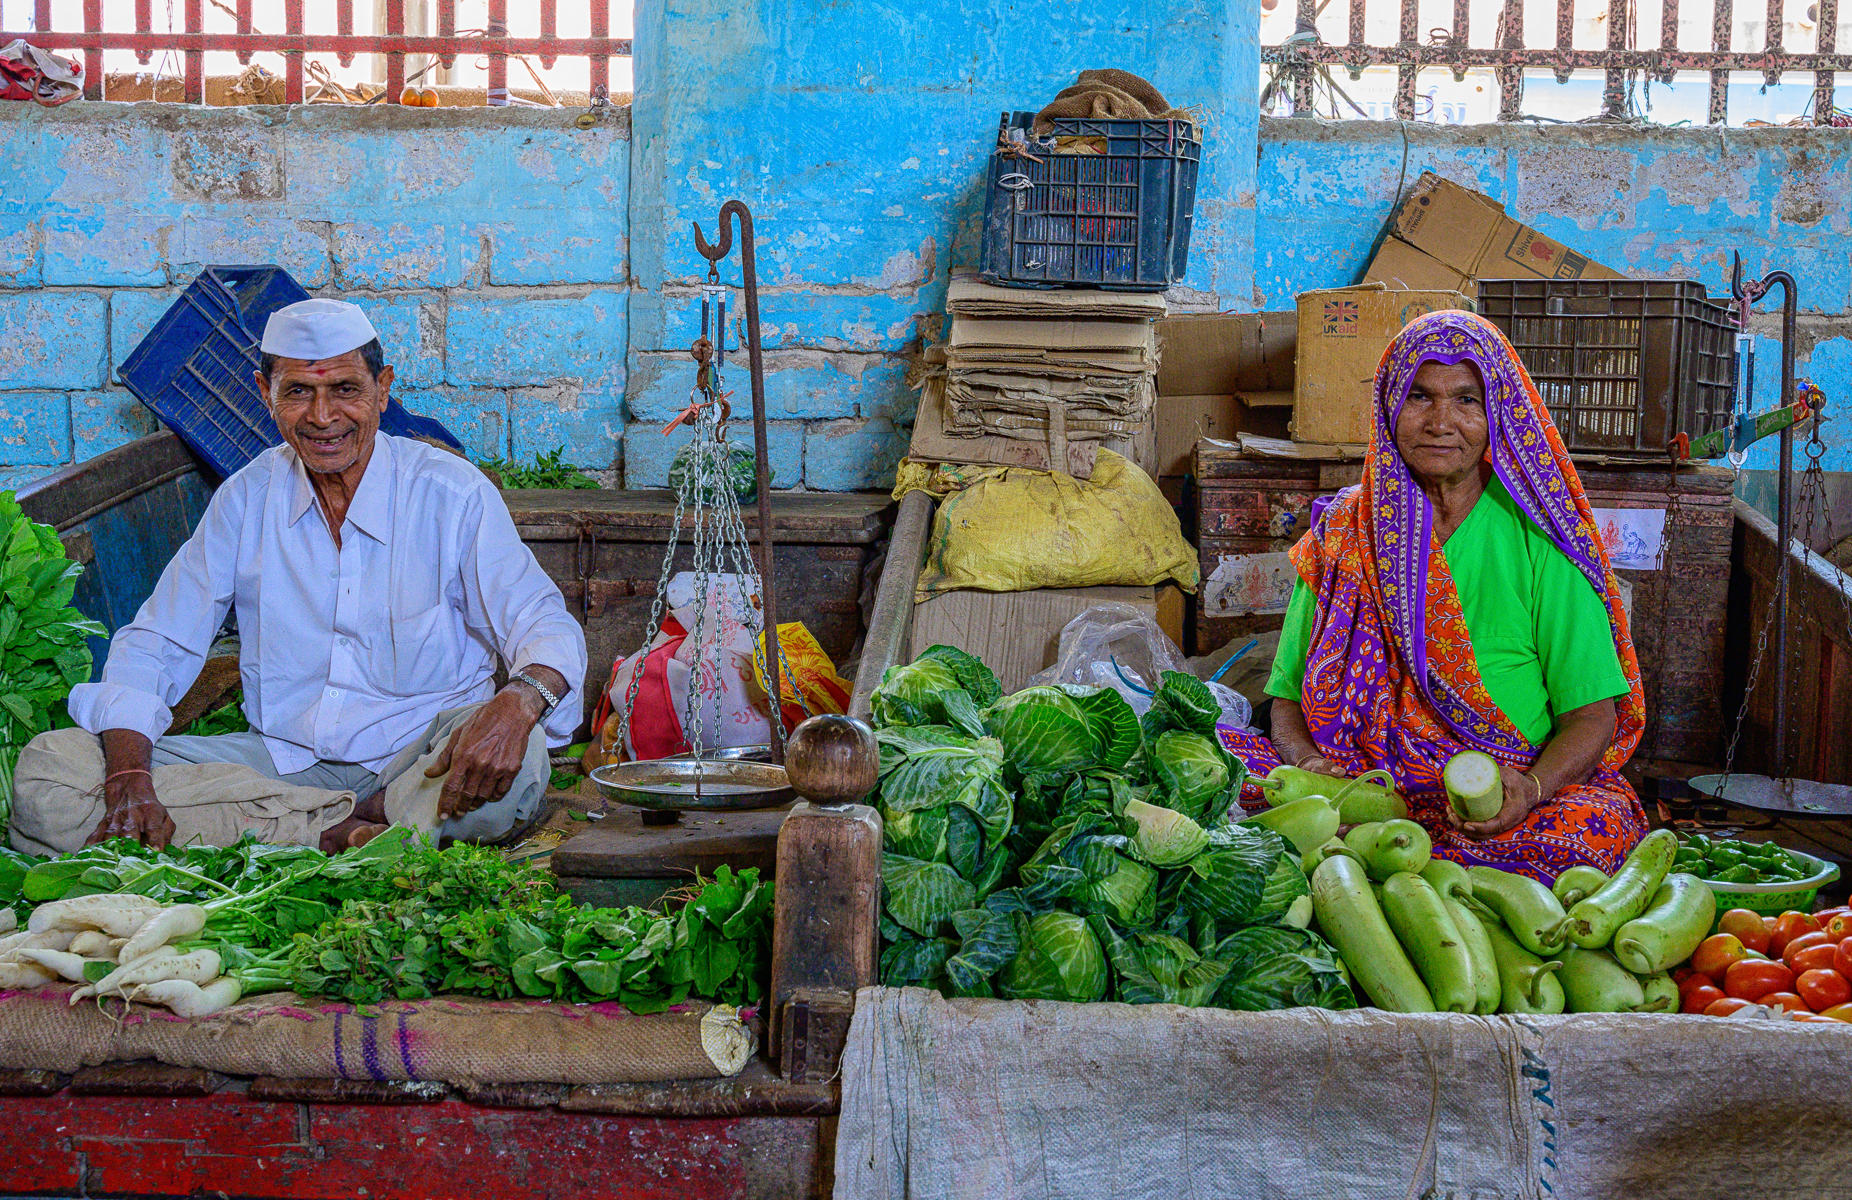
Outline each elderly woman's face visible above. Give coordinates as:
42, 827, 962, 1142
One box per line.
1394, 360, 1488, 487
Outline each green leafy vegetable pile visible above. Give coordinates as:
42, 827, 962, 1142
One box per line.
1, 831, 771, 1013
179, 694, 251, 739
0, 492, 107, 836
480, 447, 600, 490
874, 645, 1355, 1011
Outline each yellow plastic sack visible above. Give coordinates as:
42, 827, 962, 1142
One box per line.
894, 450, 1199, 599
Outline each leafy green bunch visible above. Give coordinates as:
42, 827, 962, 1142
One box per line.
283, 863, 771, 1012
2, 831, 774, 1013
480, 446, 599, 490
0, 491, 108, 832
872, 645, 1354, 1012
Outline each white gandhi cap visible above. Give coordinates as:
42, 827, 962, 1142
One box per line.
259, 298, 379, 361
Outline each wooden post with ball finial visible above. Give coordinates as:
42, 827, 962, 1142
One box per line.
769, 714, 883, 1083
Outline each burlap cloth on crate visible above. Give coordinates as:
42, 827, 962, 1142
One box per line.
0, 985, 754, 1085
1032, 69, 1189, 135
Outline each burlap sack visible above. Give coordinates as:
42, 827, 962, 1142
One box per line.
1032, 69, 1188, 135
836, 986, 1852, 1200
0, 985, 753, 1085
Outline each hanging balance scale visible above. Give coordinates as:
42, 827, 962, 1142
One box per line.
589, 200, 802, 822
1683, 257, 1852, 816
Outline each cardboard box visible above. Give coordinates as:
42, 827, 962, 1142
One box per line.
1156, 313, 1296, 400
1291, 285, 1471, 446
1152, 313, 1295, 476
909, 585, 1181, 694
1362, 172, 1623, 298
1155, 393, 1291, 477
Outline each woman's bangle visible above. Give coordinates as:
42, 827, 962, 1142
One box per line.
1527, 774, 1545, 809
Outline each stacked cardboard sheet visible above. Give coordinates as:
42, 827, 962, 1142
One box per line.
910, 275, 1166, 478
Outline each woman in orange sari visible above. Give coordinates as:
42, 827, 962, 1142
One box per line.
1220, 310, 1648, 882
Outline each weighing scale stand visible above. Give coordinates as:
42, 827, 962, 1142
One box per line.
1686, 260, 1852, 817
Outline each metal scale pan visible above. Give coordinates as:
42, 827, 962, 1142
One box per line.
590, 756, 795, 813
1686, 774, 1852, 817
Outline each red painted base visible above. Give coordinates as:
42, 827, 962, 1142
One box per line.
0, 1093, 818, 1199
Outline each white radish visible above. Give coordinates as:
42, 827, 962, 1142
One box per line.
0, 929, 77, 958
28, 895, 163, 938
68, 931, 125, 961
115, 904, 207, 965
84, 948, 221, 1002
12, 948, 103, 984
1444, 751, 1505, 822
0, 961, 56, 989
126, 977, 242, 1018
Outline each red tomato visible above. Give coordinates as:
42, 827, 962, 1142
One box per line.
1797, 969, 1852, 1012
1815, 1002, 1852, 1023
1681, 983, 1727, 1014
1724, 958, 1796, 1002
1692, 933, 1750, 980
1836, 937, 1852, 980
1673, 964, 1696, 985
1770, 911, 1823, 957
1718, 909, 1772, 954
1705, 996, 1755, 1017
1784, 930, 1835, 970
1813, 906, 1850, 923
1824, 913, 1852, 941
1791, 1013, 1842, 1023
1789, 944, 1840, 974
1761, 991, 1809, 1013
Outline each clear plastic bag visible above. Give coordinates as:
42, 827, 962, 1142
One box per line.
1029, 603, 1253, 729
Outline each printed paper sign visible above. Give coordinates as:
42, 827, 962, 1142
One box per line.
1591, 507, 1667, 571
1205, 552, 1298, 617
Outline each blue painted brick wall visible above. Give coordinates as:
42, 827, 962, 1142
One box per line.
3, 11, 1851, 492
0, 102, 630, 484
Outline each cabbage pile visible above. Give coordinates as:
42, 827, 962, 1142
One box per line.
874, 645, 1355, 1011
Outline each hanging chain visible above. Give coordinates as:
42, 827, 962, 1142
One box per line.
611, 270, 807, 761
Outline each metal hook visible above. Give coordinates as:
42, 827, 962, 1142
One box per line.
692, 200, 753, 268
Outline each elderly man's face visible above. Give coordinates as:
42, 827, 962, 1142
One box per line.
257, 351, 394, 478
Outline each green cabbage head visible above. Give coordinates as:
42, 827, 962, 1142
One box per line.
998, 911, 1108, 1002
1121, 797, 1209, 867
1150, 730, 1233, 823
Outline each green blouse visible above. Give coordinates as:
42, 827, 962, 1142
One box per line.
1265, 476, 1630, 747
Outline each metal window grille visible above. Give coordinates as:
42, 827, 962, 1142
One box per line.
2, 1, 631, 104
1263, 0, 1849, 123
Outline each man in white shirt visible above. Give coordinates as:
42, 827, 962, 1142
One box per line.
8, 299, 587, 855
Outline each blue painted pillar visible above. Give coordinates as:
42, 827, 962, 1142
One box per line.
628, 0, 1262, 489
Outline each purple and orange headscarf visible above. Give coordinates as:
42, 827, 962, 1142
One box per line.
1291, 309, 1645, 780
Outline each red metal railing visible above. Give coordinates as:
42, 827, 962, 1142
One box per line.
4, 0, 631, 104
1265, 0, 1849, 122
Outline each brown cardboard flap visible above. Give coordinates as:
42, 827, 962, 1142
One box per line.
909, 378, 1100, 478
910, 586, 1163, 693
1363, 238, 1476, 295
1381, 172, 1622, 287
1155, 312, 1296, 397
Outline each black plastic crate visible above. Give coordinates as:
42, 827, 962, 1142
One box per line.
1478, 278, 1735, 456
979, 112, 1200, 292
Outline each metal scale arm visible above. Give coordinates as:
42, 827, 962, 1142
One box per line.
693, 201, 786, 760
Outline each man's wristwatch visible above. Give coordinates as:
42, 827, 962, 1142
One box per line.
509, 669, 563, 720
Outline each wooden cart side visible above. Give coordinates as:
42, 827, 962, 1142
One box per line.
1730, 499, 1852, 784
850, 489, 934, 716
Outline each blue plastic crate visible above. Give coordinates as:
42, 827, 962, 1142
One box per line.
118, 266, 463, 479
979, 112, 1201, 292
